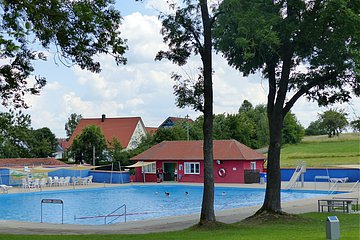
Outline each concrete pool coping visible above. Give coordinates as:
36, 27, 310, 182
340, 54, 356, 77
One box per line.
0, 182, 358, 235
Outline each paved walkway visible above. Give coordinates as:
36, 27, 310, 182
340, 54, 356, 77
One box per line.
0, 182, 358, 235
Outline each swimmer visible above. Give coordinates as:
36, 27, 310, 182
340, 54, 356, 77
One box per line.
165, 192, 170, 197
221, 191, 226, 196
155, 191, 158, 195
185, 191, 189, 196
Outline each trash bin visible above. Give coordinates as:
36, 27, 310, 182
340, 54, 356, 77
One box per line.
326, 216, 340, 240
260, 172, 267, 184
244, 169, 260, 183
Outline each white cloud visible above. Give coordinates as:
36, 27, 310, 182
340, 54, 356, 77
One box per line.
5, 4, 357, 139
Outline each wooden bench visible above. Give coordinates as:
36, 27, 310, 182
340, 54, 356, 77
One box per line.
333, 197, 359, 211
318, 199, 353, 213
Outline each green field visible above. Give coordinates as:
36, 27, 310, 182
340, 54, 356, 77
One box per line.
0, 213, 358, 240
280, 133, 360, 167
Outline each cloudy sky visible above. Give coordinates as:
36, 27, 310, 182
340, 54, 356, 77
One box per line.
2, 0, 359, 138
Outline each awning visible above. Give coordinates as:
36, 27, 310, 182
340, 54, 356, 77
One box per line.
30, 166, 61, 173
7, 167, 61, 173
62, 164, 99, 171
125, 161, 156, 168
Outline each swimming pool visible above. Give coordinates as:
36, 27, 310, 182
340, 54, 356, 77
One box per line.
0, 185, 333, 225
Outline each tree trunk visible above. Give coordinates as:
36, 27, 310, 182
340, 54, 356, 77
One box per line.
257, 109, 284, 213
199, 0, 216, 224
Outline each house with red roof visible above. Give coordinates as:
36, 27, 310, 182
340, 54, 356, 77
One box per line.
65, 114, 148, 151
159, 116, 193, 128
130, 140, 266, 183
0, 158, 67, 168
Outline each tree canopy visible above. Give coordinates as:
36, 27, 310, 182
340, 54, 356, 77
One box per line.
0, 0, 127, 108
0, 110, 57, 158
65, 113, 82, 140
156, 0, 217, 224
319, 109, 349, 137
214, 0, 359, 215
70, 125, 107, 165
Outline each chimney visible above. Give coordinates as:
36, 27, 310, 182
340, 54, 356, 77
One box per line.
101, 114, 106, 122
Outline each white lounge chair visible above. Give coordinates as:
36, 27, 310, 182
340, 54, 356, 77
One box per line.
330, 177, 349, 183
39, 178, 47, 189
0, 184, 12, 193
22, 178, 30, 190
47, 177, 54, 187
59, 177, 65, 186
87, 175, 93, 184
71, 176, 78, 185
64, 176, 71, 186
53, 176, 59, 186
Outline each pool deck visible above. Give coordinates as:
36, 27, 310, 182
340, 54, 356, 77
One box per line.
0, 181, 358, 235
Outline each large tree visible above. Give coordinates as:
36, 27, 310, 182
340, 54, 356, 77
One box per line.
0, 110, 32, 157
214, 0, 359, 215
29, 127, 57, 157
156, 0, 217, 224
70, 125, 107, 165
0, 0, 127, 108
65, 113, 82, 140
319, 109, 349, 137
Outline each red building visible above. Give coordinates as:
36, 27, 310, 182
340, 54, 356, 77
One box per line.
130, 140, 266, 183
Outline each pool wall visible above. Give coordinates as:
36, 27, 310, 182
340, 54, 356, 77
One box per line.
0, 168, 10, 185
0, 168, 130, 186
281, 168, 360, 182
89, 170, 130, 184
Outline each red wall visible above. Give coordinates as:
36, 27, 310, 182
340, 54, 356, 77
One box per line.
133, 160, 264, 183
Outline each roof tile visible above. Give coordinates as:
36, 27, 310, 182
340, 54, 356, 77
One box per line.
131, 140, 265, 161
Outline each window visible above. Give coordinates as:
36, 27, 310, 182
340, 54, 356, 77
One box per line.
184, 162, 200, 174
142, 162, 156, 173
250, 162, 256, 170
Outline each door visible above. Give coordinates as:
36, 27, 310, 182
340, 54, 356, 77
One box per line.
163, 162, 177, 181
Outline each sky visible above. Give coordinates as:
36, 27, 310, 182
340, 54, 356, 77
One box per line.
1, 0, 359, 138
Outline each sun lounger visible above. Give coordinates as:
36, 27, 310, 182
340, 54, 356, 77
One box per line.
330, 177, 349, 183
0, 184, 13, 193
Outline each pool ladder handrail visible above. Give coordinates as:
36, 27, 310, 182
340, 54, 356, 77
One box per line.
106, 204, 127, 224
328, 180, 359, 195
74, 204, 127, 224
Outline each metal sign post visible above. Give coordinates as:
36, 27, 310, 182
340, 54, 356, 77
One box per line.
41, 199, 64, 224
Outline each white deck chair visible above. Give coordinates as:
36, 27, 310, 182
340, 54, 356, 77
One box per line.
64, 176, 71, 186
59, 177, 65, 186
71, 176, 78, 185
53, 176, 59, 186
330, 177, 349, 183
39, 178, 47, 189
22, 178, 30, 190
0, 184, 12, 193
47, 177, 54, 187
87, 175, 93, 184
29, 178, 39, 189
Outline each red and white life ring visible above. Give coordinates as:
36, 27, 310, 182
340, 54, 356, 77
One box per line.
218, 168, 226, 177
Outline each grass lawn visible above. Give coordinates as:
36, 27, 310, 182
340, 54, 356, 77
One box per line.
1, 212, 359, 240
280, 133, 360, 167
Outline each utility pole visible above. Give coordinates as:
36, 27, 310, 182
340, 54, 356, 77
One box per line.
185, 114, 190, 141
92, 145, 95, 166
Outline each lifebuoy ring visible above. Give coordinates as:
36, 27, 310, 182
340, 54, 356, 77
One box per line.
218, 168, 226, 177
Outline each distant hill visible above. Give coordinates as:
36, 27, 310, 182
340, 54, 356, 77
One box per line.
280, 133, 360, 167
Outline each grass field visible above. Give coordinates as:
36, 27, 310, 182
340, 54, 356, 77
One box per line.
280, 133, 360, 167
0, 212, 358, 240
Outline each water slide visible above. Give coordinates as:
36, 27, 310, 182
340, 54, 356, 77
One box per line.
285, 162, 306, 190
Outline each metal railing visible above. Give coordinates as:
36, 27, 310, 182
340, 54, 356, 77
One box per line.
349, 180, 359, 192
74, 204, 126, 224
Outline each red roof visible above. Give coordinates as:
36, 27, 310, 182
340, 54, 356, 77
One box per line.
131, 140, 265, 161
65, 116, 145, 149
146, 127, 158, 135
0, 158, 67, 167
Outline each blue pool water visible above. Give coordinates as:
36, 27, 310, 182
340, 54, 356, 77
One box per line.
0, 185, 332, 225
